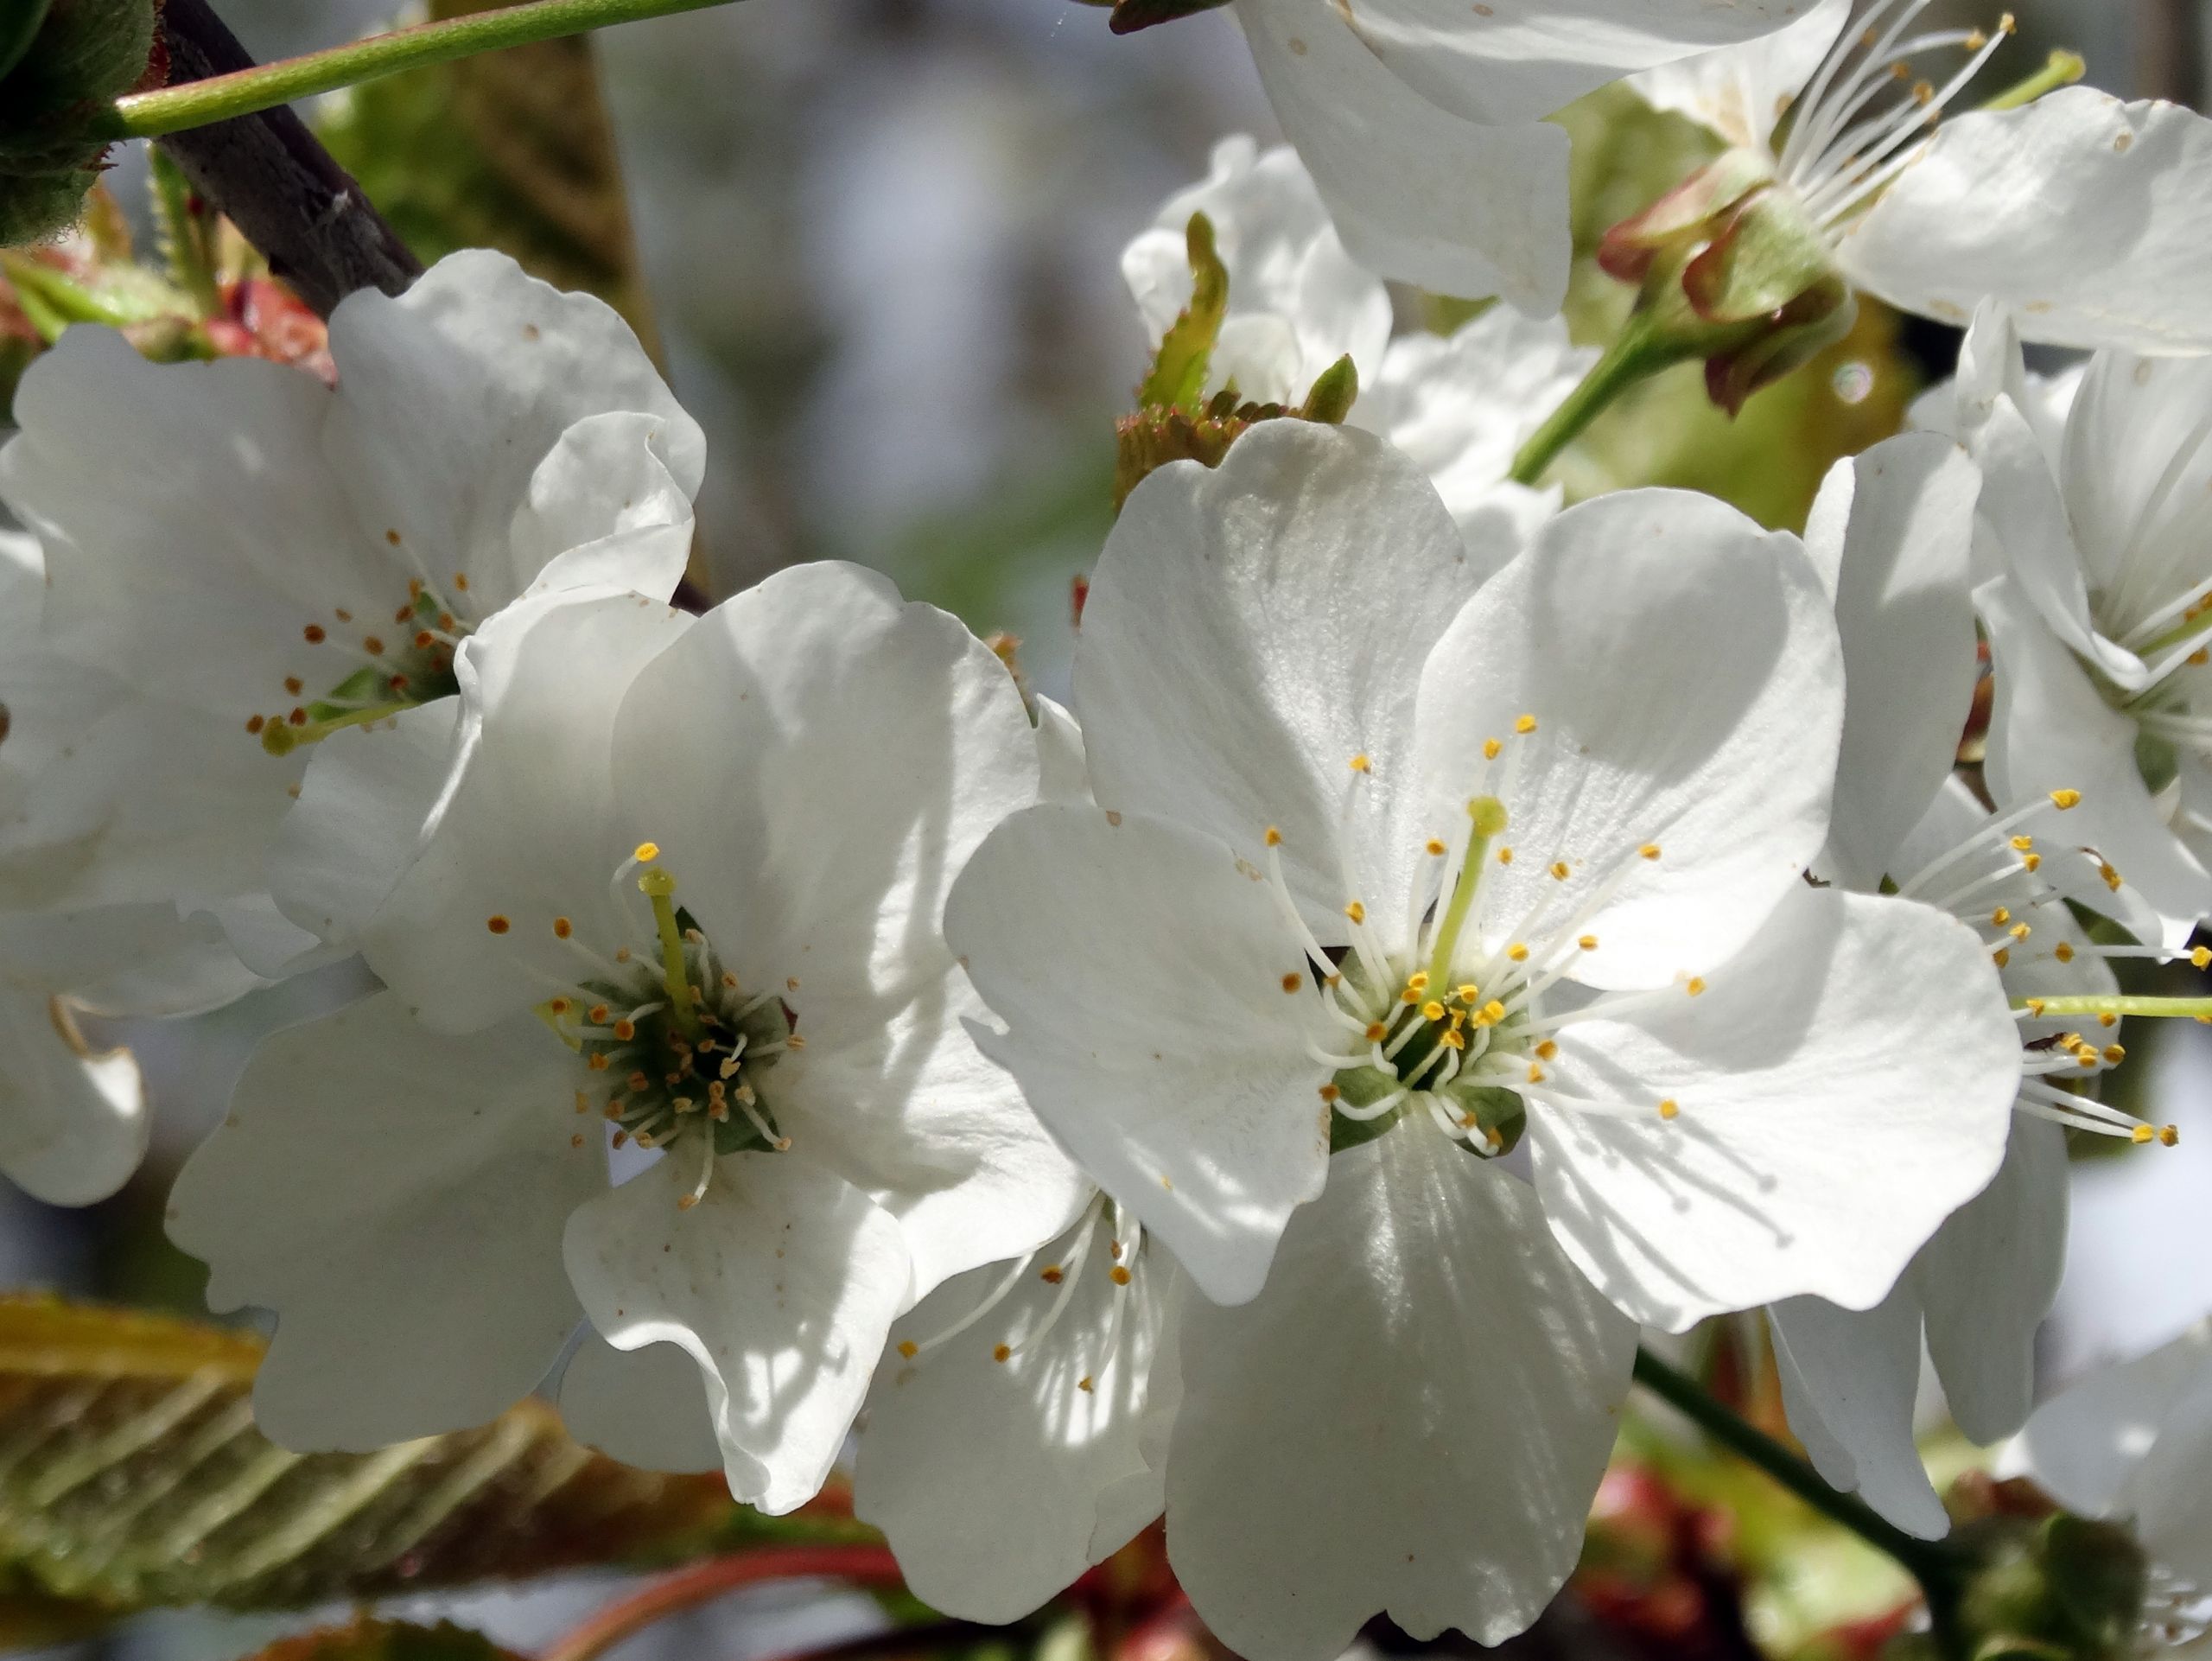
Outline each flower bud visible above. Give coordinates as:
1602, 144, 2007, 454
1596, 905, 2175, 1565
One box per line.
1933, 1513, 2151, 1661
0, 0, 161, 245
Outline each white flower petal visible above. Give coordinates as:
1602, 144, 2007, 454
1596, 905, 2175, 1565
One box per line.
1415, 488, 1841, 990
512, 411, 700, 601
1630, 0, 1851, 151
1769, 1288, 1948, 1540
1078, 421, 1477, 947
0, 985, 145, 1206
323, 250, 703, 613
607, 561, 1075, 1296
1034, 696, 1091, 807
1351, 309, 1595, 565
1534, 884, 2020, 1329
855, 1219, 1177, 1623
945, 805, 1335, 1308
1913, 1115, 2068, 1447
1841, 91, 2212, 353
0, 901, 255, 1017
362, 589, 693, 1033
2014, 1320, 2212, 1517
563, 1150, 912, 1515
268, 700, 465, 970
2122, 1360, 2212, 1586
1269, 0, 1808, 129
1165, 1128, 1636, 1661
558, 1335, 722, 1473
1233, 0, 1573, 309
168, 994, 599, 1449
1982, 576, 2212, 949
1806, 433, 1982, 887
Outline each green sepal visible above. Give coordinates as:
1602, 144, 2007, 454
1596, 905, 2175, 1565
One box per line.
1134, 210, 1226, 413
1597, 148, 1771, 284
0, 0, 54, 86
1681, 187, 1836, 325
1327, 1066, 1404, 1153
0, 0, 159, 247
1299, 353, 1358, 425
1442, 1083, 1526, 1158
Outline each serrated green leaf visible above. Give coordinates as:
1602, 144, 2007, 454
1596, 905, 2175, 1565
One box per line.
315, 0, 658, 356
0, 1296, 766, 1645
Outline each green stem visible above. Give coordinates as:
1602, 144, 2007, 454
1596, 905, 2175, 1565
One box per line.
1631, 1348, 1961, 1601
96, 0, 741, 141
1509, 310, 1685, 487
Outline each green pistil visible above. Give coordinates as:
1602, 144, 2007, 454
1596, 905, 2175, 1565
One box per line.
1425, 795, 1509, 990
259, 697, 416, 756
639, 869, 704, 1041
2020, 995, 2212, 1021
1978, 48, 2085, 113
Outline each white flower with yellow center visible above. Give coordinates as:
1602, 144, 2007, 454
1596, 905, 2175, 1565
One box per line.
1630, 0, 2212, 350
0, 250, 703, 976
1755, 435, 2196, 1539
1123, 136, 1593, 566
167, 564, 1084, 1511
944, 419, 2021, 1657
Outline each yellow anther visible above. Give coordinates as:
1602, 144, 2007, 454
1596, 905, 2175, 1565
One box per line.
1526, 1064, 1546, 1084
1349, 754, 1372, 773
1319, 1083, 1341, 1103
1991, 907, 2012, 926
1549, 861, 1571, 881
1508, 943, 1529, 963
2133, 1124, 2156, 1145
2048, 788, 2082, 809
1535, 1040, 1558, 1060
1442, 1028, 1467, 1049
1497, 847, 1516, 865
2055, 941, 2075, 964
2010, 922, 2032, 941
634, 840, 661, 861
1639, 843, 1662, 861
2024, 997, 2048, 1015
1483, 738, 1503, 760
2194, 947, 2211, 970
1109, 1265, 1133, 1286
1993, 947, 2012, 968
486, 914, 512, 935
2101, 862, 2123, 891
1686, 977, 1707, 996
1448, 1009, 1465, 1031
2162, 1125, 2181, 1146
1427, 839, 1447, 856
1365, 1021, 1389, 1041
897, 1340, 920, 1359
1402, 987, 1422, 1005
2100, 1012, 2120, 1028
1345, 901, 1368, 924
2011, 835, 2035, 852
1578, 934, 1599, 951
1658, 1098, 1680, 1121
1515, 714, 1538, 735
994, 1344, 1012, 1363
2104, 1044, 2126, 1066
2024, 853, 2044, 873
1423, 1001, 1447, 1022
1408, 972, 1431, 991
1479, 1000, 1506, 1025
553, 916, 574, 939
1265, 825, 1283, 847
1281, 972, 1304, 994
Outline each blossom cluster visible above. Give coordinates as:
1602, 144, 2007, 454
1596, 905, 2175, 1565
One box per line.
8, 1, 2212, 1654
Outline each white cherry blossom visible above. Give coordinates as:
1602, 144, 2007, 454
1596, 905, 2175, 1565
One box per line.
1929, 307, 2212, 946
168, 565, 1084, 1512
943, 419, 2021, 1654
0, 250, 704, 976
1125, 137, 1592, 566
1634, 0, 2212, 350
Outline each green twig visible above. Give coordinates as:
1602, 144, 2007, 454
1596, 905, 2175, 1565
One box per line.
96, 0, 743, 141
1631, 1347, 1961, 1604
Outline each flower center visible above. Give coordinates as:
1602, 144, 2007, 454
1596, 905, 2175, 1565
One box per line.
250, 580, 471, 756
492, 843, 798, 1211
1265, 724, 1700, 1158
